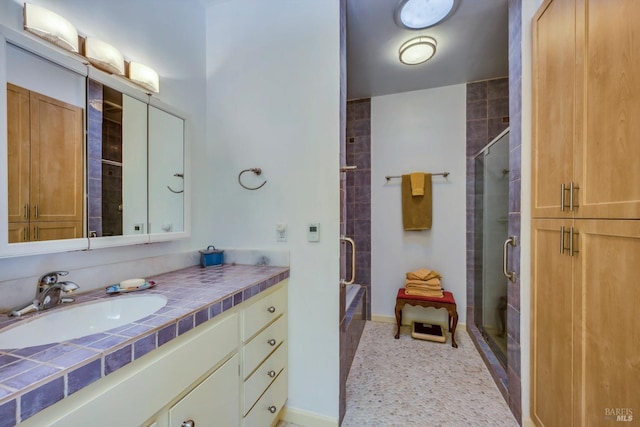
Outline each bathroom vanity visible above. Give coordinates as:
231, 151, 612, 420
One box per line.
0, 264, 289, 427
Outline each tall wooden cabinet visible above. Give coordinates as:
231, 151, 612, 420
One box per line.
7, 83, 84, 242
532, 1, 640, 425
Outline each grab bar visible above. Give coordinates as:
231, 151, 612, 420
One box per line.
340, 236, 356, 287
502, 236, 517, 282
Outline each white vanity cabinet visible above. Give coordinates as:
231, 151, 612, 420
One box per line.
169, 354, 240, 427
241, 284, 288, 427
15, 280, 288, 427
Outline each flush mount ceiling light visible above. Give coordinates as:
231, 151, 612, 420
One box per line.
396, 0, 455, 29
23, 3, 79, 52
84, 37, 125, 75
399, 36, 437, 65
129, 62, 160, 93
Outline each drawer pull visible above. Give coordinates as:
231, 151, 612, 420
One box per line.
267, 306, 276, 313
268, 406, 277, 414
268, 370, 276, 378
267, 338, 277, 346
181, 420, 195, 427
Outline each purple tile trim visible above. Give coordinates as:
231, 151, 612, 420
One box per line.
86, 335, 129, 351
67, 359, 101, 395
233, 292, 243, 306
134, 334, 156, 360
222, 296, 233, 311
20, 377, 64, 420
0, 399, 16, 427
44, 348, 98, 370
9, 343, 56, 358
104, 345, 132, 375
0, 355, 19, 367
209, 301, 222, 318
194, 308, 209, 327
177, 316, 194, 335
158, 324, 176, 346
0, 359, 39, 383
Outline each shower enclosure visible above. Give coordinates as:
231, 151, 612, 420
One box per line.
473, 129, 510, 365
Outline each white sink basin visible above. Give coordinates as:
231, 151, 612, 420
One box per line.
0, 294, 168, 349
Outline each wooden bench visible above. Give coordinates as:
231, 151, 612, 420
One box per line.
394, 288, 458, 348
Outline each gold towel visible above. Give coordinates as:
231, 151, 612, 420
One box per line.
405, 279, 442, 290
405, 288, 444, 298
402, 174, 432, 230
406, 268, 442, 281
410, 173, 425, 196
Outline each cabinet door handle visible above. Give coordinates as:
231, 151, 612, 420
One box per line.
268, 370, 276, 378
560, 226, 568, 254
267, 306, 276, 313
181, 420, 195, 427
34, 226, 38, 241
560, 183, 566, 211
569, 227, 579, 257
34, 204, 38, 219
268, 406, 277, 414
569, 182, 580, 211
24, 227, 29, 242
267, 338, 277, 346
24, 203, 29, 219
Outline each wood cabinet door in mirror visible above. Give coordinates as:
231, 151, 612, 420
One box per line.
7, 84, 83, 242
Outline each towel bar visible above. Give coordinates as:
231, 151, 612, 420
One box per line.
385, 172, 449, 181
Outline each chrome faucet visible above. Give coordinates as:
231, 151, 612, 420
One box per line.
9, 271, 79, 317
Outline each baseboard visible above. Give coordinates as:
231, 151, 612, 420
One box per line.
523, 417, 536, 427
280, 406, 338, 427
371, 314, 466, 329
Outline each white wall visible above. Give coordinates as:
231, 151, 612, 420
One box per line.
371, 84, 467, 326
205, 0, 341, 422
0, 0, 207, 309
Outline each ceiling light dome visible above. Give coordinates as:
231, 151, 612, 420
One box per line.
397, 0, 455, 29
399, 36, 437, 65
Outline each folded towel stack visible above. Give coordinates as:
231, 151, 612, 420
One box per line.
404, 268, 444, 297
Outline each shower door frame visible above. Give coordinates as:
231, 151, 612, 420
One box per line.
473, 127, 510, 368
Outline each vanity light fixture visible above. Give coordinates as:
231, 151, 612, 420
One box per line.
128, 62, 160, 93
399, 36, 437, 65
23, 3, 79, 53
396, 0, 455, 30
84, 37, 125, 75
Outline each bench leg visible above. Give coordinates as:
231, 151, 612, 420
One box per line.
449, 308, 458, 348
394, 301, 403, 339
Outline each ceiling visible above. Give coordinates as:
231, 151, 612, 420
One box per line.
346, 0, 509, 99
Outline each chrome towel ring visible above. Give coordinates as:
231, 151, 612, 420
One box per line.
238, 168, 267, 190
167, 173, 184, 194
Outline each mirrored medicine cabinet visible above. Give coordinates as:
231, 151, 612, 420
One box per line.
0, 25, 188, 258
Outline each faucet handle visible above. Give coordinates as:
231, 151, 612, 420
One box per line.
38, 271, 69, 287
58, 281, 79, 293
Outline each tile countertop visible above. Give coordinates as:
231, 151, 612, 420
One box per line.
0, 264, 290, 426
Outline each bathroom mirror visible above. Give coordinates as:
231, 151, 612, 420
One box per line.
0, 25, 188, 257
86, 77, 148, 239
5, 41, 86, 245
148, 105, 185, 236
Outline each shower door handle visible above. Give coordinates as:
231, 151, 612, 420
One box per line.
340, 236, 356, 287
502, 236, 517, 283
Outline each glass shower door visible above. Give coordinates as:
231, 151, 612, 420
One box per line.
474, 130, 509, 365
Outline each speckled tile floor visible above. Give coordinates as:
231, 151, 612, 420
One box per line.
278, 321, 518, 427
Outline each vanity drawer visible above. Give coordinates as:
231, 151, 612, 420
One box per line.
243, 342, 286, 415
243, 284, 287, 341
243, 368, 288, 427
243, 315, 286, 378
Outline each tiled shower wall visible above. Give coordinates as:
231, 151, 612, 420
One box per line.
345, 99, 371, 318
465, 76, 510, 398
466, 0, 523, 421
